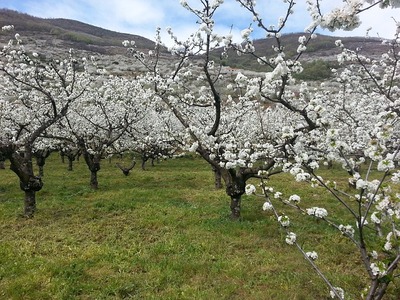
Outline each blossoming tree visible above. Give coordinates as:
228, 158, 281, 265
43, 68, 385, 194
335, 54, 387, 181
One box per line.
0, 28, 94, 217
60, 74, 152, 189
125, 1, 292, 219
126, 0, 400, 297
234, 0, 400, 298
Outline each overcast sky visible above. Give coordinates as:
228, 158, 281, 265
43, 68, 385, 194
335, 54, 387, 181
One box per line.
1, 0, 399, 46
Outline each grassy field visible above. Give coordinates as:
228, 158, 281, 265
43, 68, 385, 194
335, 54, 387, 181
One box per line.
0, 154, 399, 299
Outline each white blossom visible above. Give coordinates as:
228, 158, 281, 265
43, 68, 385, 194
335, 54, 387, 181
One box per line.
278, 215, 290, 227
288, 194, 301, 203
306, 251, 318, 260
245, 184, 256, 195
262, 201, 273, 211
285, 232, 296, 245
306, 207, 328, 218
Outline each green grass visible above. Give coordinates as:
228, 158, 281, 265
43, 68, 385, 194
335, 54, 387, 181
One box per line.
0, 154, 399, 299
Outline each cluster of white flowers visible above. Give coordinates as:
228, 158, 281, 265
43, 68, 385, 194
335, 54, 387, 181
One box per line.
329, 286, 345, 299
1, 25, 14, 31
245, 184, 256, 195
285, 232, 297, 245
241, 28, 253, 40
306, 207, 328, 218
288, 194, 301, 203
262, 201, 273, 211
384, 230, 400, 251
122, 40, 135, 47
377, 158, 395, 172
370, 262, 387, 277
306, 251, 318, 260
297, 35, 307, 53
278, 215, 290, 227
370, 212, 381, 224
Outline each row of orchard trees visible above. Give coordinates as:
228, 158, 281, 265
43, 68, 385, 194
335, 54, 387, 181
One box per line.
1, 0, 400, 298
0, 34, 177, 215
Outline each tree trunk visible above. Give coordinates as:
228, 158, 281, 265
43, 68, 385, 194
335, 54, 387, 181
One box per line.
221, 168, 246, 220
24, 189, 36, 217
38, 165, 44, 177
141, 157, 147, 170
230, 195, 241, 219
212, 166, 223, 189
90, 170, 98, 189
60, 152, 65, 163
19, 176, 43, 217
8, 148, 43, 217
0, 160, 5, 169
81, 149, 101, 189
67, 157, 74, 171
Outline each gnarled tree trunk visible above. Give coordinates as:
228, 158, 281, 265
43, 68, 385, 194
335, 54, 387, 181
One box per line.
221, 168, 246, 220
82, 151, 101, 189
9, 148, 43, 217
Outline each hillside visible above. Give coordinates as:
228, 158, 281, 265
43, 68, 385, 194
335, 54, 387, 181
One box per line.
0, 9, 156, 55
212, 33, 389, 74
0, 9, 392, 78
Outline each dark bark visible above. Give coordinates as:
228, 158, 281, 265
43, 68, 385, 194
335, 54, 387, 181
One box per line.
230, 195, 242, 220
23, 189, 37, 217
60, 147, 80, 171
8, 148, 43, 217
0, 160, 5, 169
33, 149, 52, 177
221, 168, 246, 220
82, 150, 101, 189
35, 156, 45, 177
116, 161, 136, 176
66, 149, 80, 171
90, 170, 99, 189
38, 165, 44, 177
141, 157, 148, 170
67, 157, 74, 171
212, 166, 223, 189
19, 176, 43, 217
